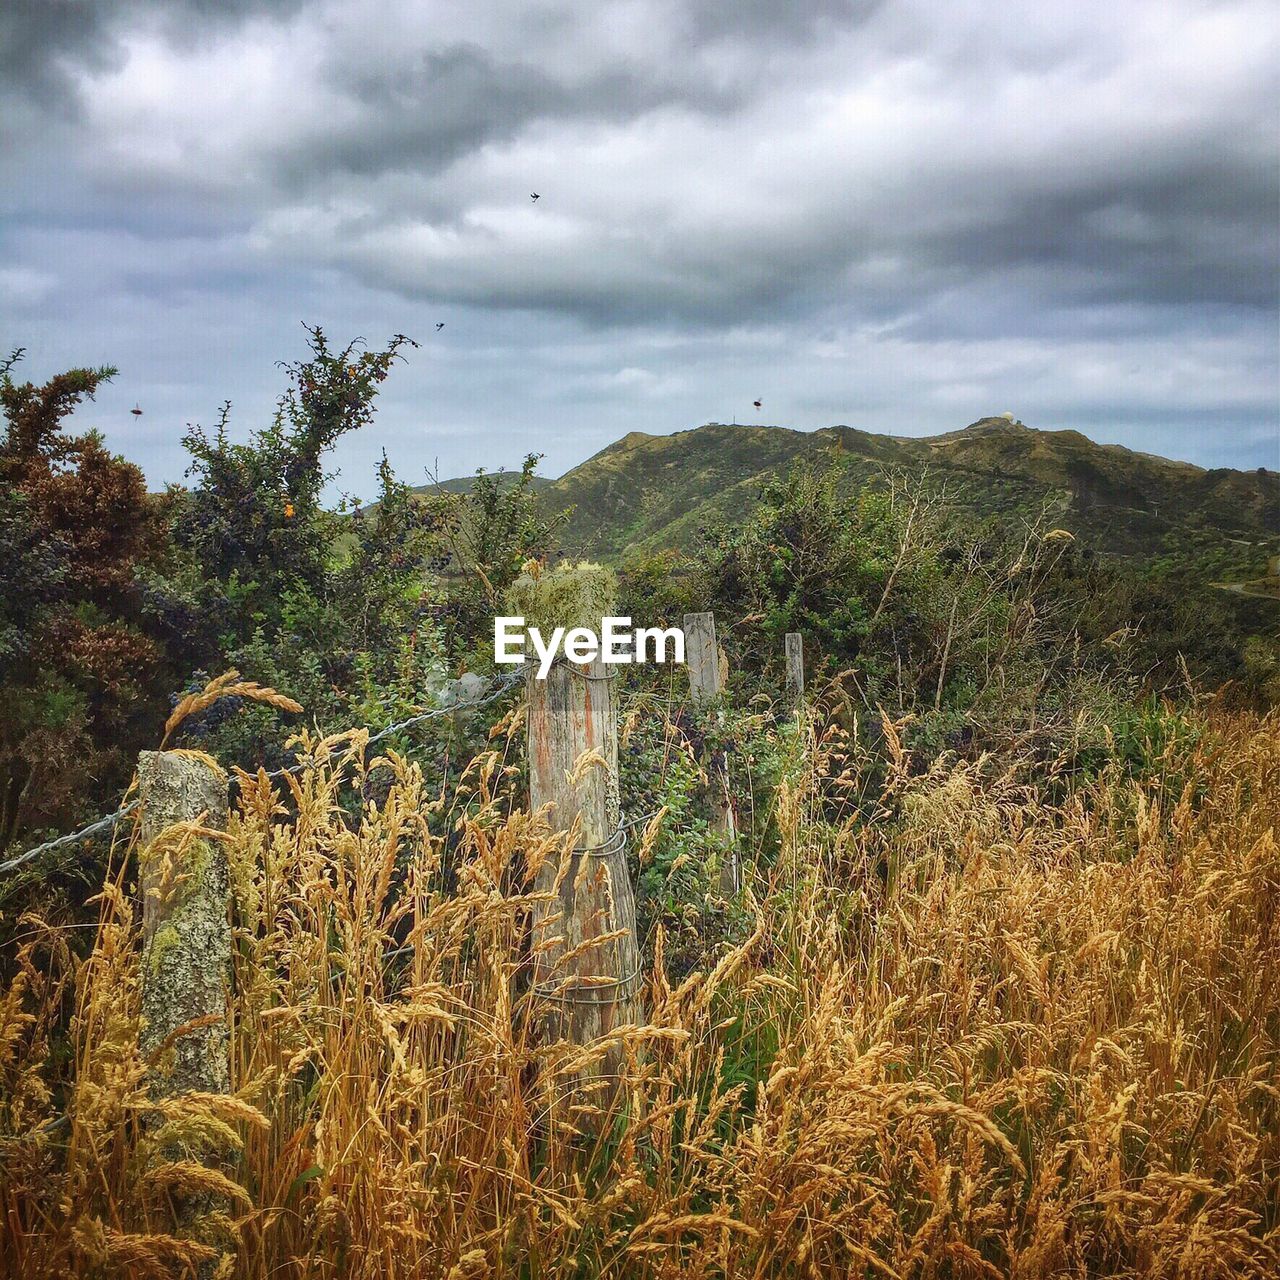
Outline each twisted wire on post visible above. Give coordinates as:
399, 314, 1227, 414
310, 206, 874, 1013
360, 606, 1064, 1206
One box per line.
525, 816, 654, 1005
0, 670, 524, 879
544, 656, 621, 683
572, 820, 629, 858
531, 963, 645, 1005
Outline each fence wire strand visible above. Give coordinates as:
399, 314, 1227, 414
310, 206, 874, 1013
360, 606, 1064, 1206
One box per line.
0, 670, 524, 878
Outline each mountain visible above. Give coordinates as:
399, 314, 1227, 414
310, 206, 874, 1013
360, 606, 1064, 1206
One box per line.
422, 417, 1280, 584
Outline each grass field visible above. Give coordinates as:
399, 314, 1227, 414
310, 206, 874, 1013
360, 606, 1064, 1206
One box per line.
2, 700, 1278, 1278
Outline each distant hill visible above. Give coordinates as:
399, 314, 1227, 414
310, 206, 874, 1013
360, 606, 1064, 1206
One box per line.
420, 417, 1280, 584
419, 471, 555, 497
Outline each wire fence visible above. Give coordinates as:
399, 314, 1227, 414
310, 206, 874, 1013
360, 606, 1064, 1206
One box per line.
0, 669, 525, 879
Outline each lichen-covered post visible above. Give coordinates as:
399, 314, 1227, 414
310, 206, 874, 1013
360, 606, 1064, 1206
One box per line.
510, 562, 642, 1106
137, 750, 231, 1098
683, 611, 739, 894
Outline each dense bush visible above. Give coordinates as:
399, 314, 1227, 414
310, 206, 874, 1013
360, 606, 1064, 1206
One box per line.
697, 460, 1135, 767
159, 328, 462, 767
0, 352, 173, 855
420, 454, 569, 661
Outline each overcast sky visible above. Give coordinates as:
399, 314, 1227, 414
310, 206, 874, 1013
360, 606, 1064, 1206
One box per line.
2, 0, 1277, 496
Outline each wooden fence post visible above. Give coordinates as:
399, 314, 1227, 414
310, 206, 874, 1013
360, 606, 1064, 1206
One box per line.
683, 611, 721, 706
785, 632, 805, 712
137, 751, 231, 1099
516, 564, 642, 1108
683, 612, 739, 894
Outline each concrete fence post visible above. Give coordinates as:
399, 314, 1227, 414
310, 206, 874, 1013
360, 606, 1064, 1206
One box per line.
683, 611, 739, 894
136, 750, 233, 1272
137, 751, 231, 1098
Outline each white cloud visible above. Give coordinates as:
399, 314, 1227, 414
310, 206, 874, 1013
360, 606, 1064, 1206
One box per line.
0, 266, 57, 306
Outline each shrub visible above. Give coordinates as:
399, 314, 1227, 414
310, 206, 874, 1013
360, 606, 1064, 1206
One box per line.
0, 352, 171, 856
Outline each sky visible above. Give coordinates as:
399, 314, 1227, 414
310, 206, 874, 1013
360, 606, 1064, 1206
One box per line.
2, 0, 1278, 499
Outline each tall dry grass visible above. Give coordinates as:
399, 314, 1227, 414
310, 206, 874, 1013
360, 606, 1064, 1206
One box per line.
1, 703, 1277, 1277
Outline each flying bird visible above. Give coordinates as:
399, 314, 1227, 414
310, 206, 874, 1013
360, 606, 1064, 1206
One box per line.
753, 400, 762, 410
436, 322, 444, 331
130, 404, 143, 417
530, 192, 540, 202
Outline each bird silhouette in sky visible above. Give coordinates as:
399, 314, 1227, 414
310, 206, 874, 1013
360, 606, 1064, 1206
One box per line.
436, 322, 444, 331
753, 399, 762, 410
530, 193, 540, 202
130, 404, 143, 417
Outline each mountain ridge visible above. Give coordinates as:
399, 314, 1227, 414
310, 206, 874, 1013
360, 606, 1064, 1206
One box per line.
419, 417, 1280, 579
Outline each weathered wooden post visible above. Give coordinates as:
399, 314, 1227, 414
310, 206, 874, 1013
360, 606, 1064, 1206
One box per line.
137, 750, 231, 1097
683, 611, 722, 706
785, 632, 805, 712
512, 563, 642, 1107
683, 611, 739, 894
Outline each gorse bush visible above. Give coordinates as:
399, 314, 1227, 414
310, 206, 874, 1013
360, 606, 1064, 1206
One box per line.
1, 698, 1276, 1277
0, 331, 432, 857
0, 352, 172, 855
169, 327, 438, 725
173, 326, 415, 609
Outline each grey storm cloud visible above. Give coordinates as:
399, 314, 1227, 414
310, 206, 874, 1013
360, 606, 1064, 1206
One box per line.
1, 0, 306, 112
680, 0, 888, 45
281, 42, 748, 187
0, 0, 1276, 488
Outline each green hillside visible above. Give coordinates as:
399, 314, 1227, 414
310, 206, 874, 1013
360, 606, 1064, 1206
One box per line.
444, 417, 1278, 583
